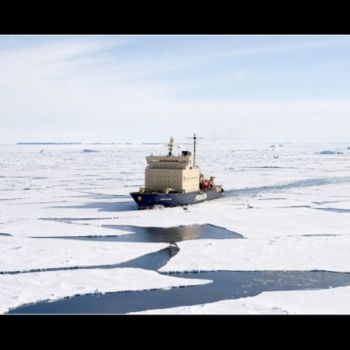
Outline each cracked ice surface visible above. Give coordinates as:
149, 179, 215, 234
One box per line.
2, 142, 350, 314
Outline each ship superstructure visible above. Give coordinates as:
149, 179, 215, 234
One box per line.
145, 137, 200, 194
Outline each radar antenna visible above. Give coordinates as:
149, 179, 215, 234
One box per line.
168, 137, 174, 156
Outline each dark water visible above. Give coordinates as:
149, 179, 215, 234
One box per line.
33, 224, 243, 244
9, 270, 350, 314
116, 245, 180, 270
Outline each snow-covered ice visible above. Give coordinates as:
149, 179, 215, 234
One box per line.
0, 219, 132, 238
159, 234, 350, 273
0, 236, 168, 272
2, 142, 350, 313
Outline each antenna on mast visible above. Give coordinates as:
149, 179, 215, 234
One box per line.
187, 133, 202, 168
193, 133, 197, 167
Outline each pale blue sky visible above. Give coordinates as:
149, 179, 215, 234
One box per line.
1, 35, 350, 143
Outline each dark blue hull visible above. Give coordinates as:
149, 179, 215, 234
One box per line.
130, 188, 224, 208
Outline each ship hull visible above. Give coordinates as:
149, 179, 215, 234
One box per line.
130, 188, 224, 208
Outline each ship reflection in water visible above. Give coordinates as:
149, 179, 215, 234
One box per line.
35, 223, 243, 244
101, 223, 242, 244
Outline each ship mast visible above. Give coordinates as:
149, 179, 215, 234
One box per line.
187, 133, 201, 168
168, 137, 174, 156
193, 133, 197, 167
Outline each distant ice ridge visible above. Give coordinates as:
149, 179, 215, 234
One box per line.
318, 150, 343, 155
17, 142, 82, 145
82, 149, 100, 153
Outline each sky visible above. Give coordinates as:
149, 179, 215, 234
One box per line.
1, 35, 350, 143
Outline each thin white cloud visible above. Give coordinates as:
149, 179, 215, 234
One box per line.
0, 36, 350, 143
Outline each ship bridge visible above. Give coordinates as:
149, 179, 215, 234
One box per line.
144, 138, 200, 193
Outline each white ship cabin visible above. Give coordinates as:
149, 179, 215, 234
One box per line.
144, 138, 200, 193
